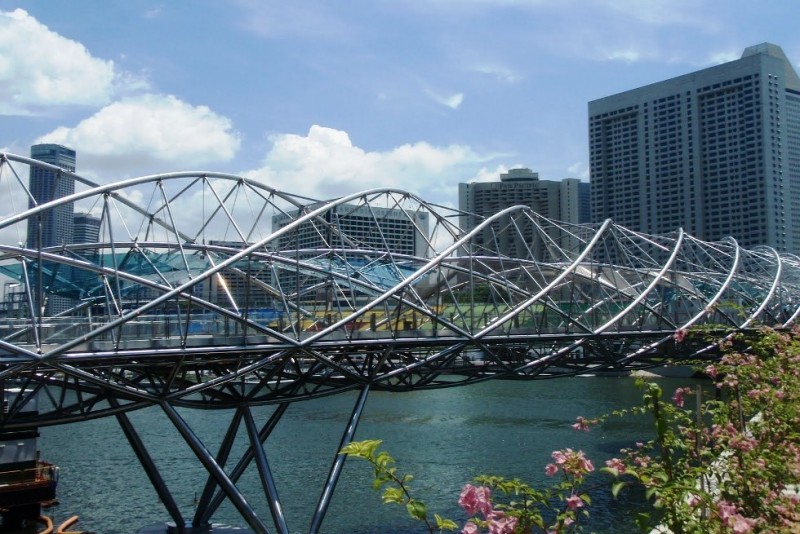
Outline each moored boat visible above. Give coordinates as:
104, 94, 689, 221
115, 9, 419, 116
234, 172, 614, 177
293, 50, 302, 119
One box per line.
0, 387, 59, 532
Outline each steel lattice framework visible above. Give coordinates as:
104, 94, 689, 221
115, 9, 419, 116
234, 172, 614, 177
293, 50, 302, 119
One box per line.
1, 152, 799, 533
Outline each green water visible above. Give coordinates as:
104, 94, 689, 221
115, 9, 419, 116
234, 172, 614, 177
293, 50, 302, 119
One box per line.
39, 375, 700, 533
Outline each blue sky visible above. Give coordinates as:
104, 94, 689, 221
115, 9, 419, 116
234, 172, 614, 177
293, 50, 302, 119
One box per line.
2, 1, 799, 206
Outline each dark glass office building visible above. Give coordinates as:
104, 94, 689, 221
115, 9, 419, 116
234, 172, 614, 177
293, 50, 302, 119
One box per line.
26, 143, 77, 314
26, 144, 76, 250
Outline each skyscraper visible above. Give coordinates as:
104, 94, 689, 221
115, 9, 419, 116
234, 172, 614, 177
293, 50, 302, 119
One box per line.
72, 212, 100, 245
589, 43, 800, 252
458, 168, 590, 258
271, 203, 430, 257
26, 144, 76, 250
27, 143, 77, 315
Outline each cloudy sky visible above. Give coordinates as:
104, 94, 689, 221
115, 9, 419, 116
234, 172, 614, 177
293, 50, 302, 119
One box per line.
2, 1, 799, 205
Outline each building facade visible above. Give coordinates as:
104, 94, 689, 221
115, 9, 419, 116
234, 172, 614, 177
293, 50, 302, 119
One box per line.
26, 144, 76, 251
72, 212, 101, 245
589, 43, 800, 252
270, 203, 431, 304
458, 168, 590, 258
26, 144, 77, 315
72, 212, 101, 293
271, 203, 431, 258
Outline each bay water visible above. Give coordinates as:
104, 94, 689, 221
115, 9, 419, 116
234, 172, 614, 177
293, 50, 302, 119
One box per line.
38, 375, 699, 533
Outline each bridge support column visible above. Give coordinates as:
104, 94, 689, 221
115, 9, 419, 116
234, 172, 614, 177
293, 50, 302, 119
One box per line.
243, 406, 288, 534
191, 406, 244, 529
160, 402, 269, 534
309, 384, 370, 534
194, 402, 290, 529
112, 399, 186, 530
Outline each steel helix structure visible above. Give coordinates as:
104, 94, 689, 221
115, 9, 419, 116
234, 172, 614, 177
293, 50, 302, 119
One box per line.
0, 151, 799, 425
0, 152, 799, 532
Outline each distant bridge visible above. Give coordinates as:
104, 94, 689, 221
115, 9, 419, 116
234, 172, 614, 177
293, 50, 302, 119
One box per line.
0, 152, 798, 533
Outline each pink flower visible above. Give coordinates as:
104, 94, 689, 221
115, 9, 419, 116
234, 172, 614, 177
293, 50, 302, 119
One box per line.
717, 500, 738, 522
551, 450, 568, 465
605, 457, 626, 474
687, 493, 701, 508
705, 364, 718, 379
672, 387, 692, 407
730, 434, 757, 452
716, 499, 757, 532
746, 388, 763, 399
729, 515, 756, 533
550, 448, 594, 477
459, 484, 493, 517
487, 512, 518, 534
566, 494, 584, 510
571, 416, 592, 432
545, 463, 559, 476
674, 328, 688, 342
462, 522, 479, 534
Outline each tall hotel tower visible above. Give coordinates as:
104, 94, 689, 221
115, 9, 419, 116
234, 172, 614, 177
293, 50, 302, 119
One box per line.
459, 168, 590, 259
589, 43, 800, 252
27, 143, 77, 315
26, 143, 76, 250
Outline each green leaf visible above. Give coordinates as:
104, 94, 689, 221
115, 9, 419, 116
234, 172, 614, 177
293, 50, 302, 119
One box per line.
652, 471, 669, 483
376, 451, 393, 469
634, 512, 651, 530
382, 487, 404, 504
600, 466, 619, 477
434, 514, 458, 531
371, 478, 384, 491
406, 500, 427, 521
340, 439, 383, 458
611, 481, 627, 498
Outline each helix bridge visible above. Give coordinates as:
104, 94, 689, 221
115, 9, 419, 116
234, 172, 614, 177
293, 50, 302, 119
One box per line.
0, 152, 798, 532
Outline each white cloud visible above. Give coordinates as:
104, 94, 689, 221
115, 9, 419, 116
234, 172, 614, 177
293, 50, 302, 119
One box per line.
443, 93, 465, 109
468, 166, 511, 183
599, 0, 710, 28
143, 7, 163, 19
604, 48, 643, 63
470, 63, 521, 83
0, 9, 119, 114
243, 125, 494, 204
708, 51, 740, 65
424, 87, 465, 109
567, 161, 589, 180
232, 0, 351, 40
36, 94, 241, 175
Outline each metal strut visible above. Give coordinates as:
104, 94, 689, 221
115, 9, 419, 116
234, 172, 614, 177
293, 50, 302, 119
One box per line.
160, 401, 270, 534
243, 406, 288, 534
196, 402, 290, 527
191, 407, 244, 529
309, 384, 371, 534
112, 400, 186, 529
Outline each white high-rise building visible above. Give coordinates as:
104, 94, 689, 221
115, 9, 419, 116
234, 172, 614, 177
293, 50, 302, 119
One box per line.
589, 43, 800, 252
271, 203, 430, 258
458, 168, 590, 258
